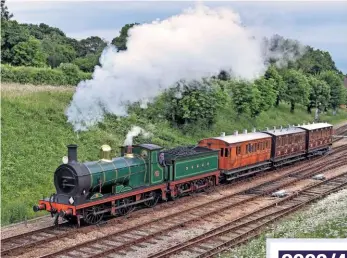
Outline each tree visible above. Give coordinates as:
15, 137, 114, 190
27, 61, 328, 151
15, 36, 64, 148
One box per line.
319, 71, 345, 112
73, 53, 101, 72
1, 20, 30, 63
296, 47, 339, 75
22, 23, 66, 40
11, 36, 46, 67
230, 80, 254, 115
264, 65, 286, 106
111, 23, 139, 51
254, 77, 276, 113
264, 34, 303, 68
306, 76, 330, 113
1, 0, 13, 21
78, 36, 107, 57
41, 36, 76, 68
161, 80, 228, 126
282, 69, 310, 112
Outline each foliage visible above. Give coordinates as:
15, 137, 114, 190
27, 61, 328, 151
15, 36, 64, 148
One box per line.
1, 0, 13, 21
1, 64, 92, 85
296, 47, 339, 75
41, 35, 77, 68
73, 53, 101, 72
282, 69, 310, 112
1, 20, 30, 63
228, 78, 276, 117
77, 36, 107, 57
307, 76, 330, 113
1, 13, 106, 72
22, 22, 66, 40
229, 80, 254, 115
160, 80, 229, 126
318, 70, 345, 110
264, 34, 304, 68
111, 23, 140, 51
11, 36, 46, 67
264, 65, 286, 106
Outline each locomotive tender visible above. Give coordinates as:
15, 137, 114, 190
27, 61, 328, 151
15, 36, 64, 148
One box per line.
33, 122, 333, 225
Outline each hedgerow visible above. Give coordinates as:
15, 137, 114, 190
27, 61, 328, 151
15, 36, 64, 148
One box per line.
1, 64, 92, 86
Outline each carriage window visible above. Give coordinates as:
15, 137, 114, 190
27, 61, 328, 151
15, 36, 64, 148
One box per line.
225, 148, 229, 157
220, 148, 224, 157
236, 146, 241, 155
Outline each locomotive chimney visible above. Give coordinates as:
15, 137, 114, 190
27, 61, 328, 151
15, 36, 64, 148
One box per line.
234, 130, 238, 136
220, 132, 226, 137
100, 144, 112, 162
67, 144, 78, 163
125, 145, 134, 158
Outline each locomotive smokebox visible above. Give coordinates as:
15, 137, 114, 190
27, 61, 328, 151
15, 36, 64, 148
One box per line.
67, 144, 78, 163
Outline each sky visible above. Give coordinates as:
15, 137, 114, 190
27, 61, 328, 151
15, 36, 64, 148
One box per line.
7, 1, 347, 73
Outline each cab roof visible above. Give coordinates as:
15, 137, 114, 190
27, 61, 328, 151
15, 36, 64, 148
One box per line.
133, 144, 163, 150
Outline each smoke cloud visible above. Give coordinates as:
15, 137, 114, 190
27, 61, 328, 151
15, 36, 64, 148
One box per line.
65, 4, 302, 131
123, 126, 152, 146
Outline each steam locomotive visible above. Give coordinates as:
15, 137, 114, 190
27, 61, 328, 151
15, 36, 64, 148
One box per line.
33, 122, 333, 226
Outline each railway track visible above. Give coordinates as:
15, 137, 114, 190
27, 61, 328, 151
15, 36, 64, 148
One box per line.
333, 124, 347, 142
2, 143, 346, 258
148, 172, 347, 258
0, 224, 74, 257
34, 151, 346, 258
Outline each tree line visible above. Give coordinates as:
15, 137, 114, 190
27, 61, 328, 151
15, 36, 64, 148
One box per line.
1, 0, 346, 126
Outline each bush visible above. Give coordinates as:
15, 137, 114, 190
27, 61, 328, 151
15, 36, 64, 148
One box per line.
1, 64, 92, 86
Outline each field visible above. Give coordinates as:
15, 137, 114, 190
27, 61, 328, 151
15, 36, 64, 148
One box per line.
223, 188, 347, 258
1, 83, 347, 225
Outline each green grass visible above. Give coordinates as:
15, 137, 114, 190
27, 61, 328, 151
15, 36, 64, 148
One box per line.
221, 189, 347, 258
1, 84, 346, 225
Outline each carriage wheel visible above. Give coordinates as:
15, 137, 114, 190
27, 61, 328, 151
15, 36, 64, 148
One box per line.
144, 191, 160, 208
117, 198, 134, 216
83, 205, 104, 225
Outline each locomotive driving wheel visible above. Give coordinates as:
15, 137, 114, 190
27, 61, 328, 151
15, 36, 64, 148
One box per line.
144, 191, 160, 208
83, 205, 104, 225
117, 198, 134, 216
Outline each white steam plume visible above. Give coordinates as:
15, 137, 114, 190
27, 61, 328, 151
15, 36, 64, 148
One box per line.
66, 5, 288, 131
123, 126, 152, 146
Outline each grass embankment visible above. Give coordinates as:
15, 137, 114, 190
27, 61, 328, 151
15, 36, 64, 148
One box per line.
1, 83, 347, 225
222, 189, 347, 258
